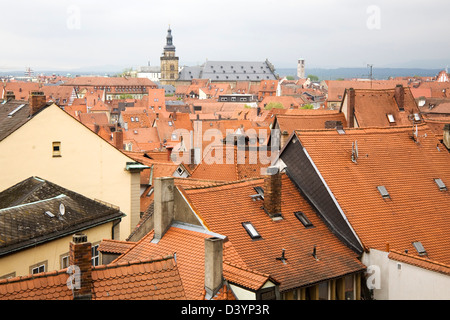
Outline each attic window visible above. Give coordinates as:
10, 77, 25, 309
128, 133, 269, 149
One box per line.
387, 114, 395, 123
434, 178, 447, 191
168, 121, 173, 126
294, 211, 314, 228
377, 186, 390, 199
131, 117, 135, 122
412, 241, 427, 256
242, 222, 261, 239
52, 142, 61, 157
177, 167, 184, 175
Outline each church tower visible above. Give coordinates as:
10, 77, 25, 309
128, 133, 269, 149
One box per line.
160, 26, 179, 85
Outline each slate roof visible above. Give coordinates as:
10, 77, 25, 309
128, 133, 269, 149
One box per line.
290, 124, 450, 265
181, 175, 366, 292
0, 177, 125, 256
0, 255, 185, 300
0, 100, 49, 142
179, 61, 277, 82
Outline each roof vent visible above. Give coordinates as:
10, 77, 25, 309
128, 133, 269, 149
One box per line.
275, 249, 287, 264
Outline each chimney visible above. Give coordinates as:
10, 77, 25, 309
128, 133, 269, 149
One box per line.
114, 130, 124, 150
395, 84, 405, 111
166, 146, 174, 162
5, 91, 15, 101
153, 177, 175, 241
263, 166, 282, 219
29, 91, 47, 115
443, 124, 450, 150
204, 237, 223, 299
347, 88, 355, 128
69, 233, 92, 300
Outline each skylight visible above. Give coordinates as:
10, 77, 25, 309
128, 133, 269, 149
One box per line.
8, 104, 26, 118
377, 186, 390, 199
294, 211, 314, 228
412, 241, 427, 256
434, 178, 447, 191
387, 114, 395, 123
242, 222, 261, 239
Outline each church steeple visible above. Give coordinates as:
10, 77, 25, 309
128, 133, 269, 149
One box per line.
160, 25, 179, 85
164, 26, 176, 52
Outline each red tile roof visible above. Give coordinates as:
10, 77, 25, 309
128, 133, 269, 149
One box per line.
388, 250, 450, 276
0, 256, 185, 300
112, 225, 241, 300
181, 175, 366, 292
293, 124, 450, 265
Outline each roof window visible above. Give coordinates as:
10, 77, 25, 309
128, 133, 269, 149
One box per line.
387, 114, 395, 123
242, 222, 261, 239
434, 178, 447, 191
412, 241, 427, 256
8, 104, 26, 118
377, 186, 390, 199
294, 211, 314, 228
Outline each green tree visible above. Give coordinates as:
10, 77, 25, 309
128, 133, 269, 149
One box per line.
301, 104, 314, 109
264, 102, 284, 110
307, 74, 319, 81
286, 76, 295, 80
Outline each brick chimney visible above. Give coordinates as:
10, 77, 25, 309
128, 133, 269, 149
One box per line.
443, 124, 450, 150
69, 233, 92, 300
153, 177, 174, 242
347, 88, 355, 128
394, 84, 405, 111
5, 91, 15, 101
29, 91, 47, 115
263, 166, 282, 219
204, 237, 223, 299
113, 130, 124, 150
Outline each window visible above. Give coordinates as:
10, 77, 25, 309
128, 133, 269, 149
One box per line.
135, 117, 139, 122
294, 211, 314, 228
412, 241, 427, 256
434, 178, 447, 191
387, 114, 395, 123
30, 261, 47, 275
52, 141, 61, 157
92, 244, 100, 266
318, 282, 328, 300
242, 222, 261, 239
168, 121, 173, 126
177, 167, 184, 175
131, 117, 135, 122
377, 185, 390, 199
344, 275, 354, 300
60, 253, 70, 269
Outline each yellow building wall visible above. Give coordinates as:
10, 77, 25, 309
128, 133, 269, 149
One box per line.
0, 223, 112, 278
0, 104, 140, 240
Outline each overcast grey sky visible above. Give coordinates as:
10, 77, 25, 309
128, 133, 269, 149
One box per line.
1, 0, 449, 72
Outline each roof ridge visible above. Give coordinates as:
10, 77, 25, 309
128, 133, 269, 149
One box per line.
181, 176, 263, 191
94, 254, 175, 271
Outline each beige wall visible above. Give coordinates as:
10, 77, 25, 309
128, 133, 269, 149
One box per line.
0, 104, 140, 240
0, 223, 113, 278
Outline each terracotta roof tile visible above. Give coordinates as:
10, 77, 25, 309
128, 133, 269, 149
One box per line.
293, 124, 450, 265
0, 255, 185, 300
183, 175, 366, 292
388, 250, 450, 276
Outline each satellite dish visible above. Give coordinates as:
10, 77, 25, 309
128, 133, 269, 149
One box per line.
59, 203, 65, 215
